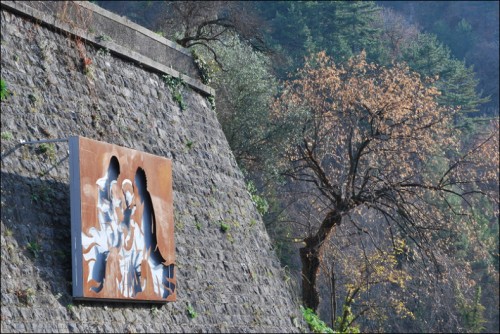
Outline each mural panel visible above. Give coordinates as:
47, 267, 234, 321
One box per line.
69, 136, 176, 302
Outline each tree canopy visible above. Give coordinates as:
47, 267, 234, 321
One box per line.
272, 51, 497, 317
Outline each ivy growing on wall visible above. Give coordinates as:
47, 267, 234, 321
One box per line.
192, 50, 214, 85
1, 79, 10, 101
163, 74, 186, 111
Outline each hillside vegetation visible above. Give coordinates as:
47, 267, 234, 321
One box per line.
95, 1, 499, 332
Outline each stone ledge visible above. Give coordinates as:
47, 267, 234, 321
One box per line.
0, 0, 215, 96
77, 1, 189, 56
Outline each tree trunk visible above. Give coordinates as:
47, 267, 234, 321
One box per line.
300, 245, 321, 310
300, 210, 342, 311
331, 267, 337, 328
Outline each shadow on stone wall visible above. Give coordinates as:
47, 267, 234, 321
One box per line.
1, 171, 73, 308
1, 171, 167, 312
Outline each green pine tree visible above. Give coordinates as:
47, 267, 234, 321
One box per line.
402, 33, 488, 118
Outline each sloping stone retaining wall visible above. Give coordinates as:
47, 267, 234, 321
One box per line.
0, 1, 303, 332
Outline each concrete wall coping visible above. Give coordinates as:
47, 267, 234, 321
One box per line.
77, 1, 190, 56
0, 0, 215, 96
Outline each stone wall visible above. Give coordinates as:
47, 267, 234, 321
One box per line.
0, 1, 304, 332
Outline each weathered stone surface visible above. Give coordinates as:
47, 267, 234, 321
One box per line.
0, 3, 304, 333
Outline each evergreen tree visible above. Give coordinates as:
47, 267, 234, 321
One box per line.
207, 38, 280, 168
402, 33, 488, 116
323, 1, 381, 62
254, 1, 382, 77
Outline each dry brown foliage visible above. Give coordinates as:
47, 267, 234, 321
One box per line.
272, 51, 498, 315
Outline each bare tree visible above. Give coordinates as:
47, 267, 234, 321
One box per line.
373, 7, 420, 62
157, 1, 267, 67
